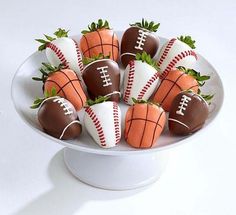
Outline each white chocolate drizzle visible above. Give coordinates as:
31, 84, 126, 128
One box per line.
134, 29, 148, 51
53, 98, 73, 115
176, 95, 192, 116
97, 66, 112, 87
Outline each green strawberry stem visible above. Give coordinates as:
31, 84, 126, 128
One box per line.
176, 66, 210, 87
135, 52, 160, 71
81, 19, 110, 34
86, 96, 109, 106
130, 18, 160, 32
132, 98, 160, 106
35, 28, 69, 51
83, 53, 111, 65
32, 62, 66, 83
177, 35, 196, 49
30, 87, 57, 109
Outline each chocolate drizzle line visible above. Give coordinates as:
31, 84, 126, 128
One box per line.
83, 35, 91, 58
139, 104, 149, 148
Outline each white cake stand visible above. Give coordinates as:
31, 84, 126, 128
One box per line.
11, 34, 224, 190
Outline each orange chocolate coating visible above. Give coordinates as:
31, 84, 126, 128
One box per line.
44, 69, 87, 111
124, 103, 166, 148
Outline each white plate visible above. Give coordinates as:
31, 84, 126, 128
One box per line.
11, 32, 224, 156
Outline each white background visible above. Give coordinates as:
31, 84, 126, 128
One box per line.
0, 0, 236, 214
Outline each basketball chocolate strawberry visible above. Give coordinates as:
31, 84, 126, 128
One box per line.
84, 97, 121, 148
80, 19, 119, 62
36, 28, 84, 77
157, 35, 197, 78
124, 98, 166, 148
123, 52, 160, 105
32, 63, 87, 111
121, 19, 160, 67
168, 91, 213, 135
82, 54, 120, 102
31, 89, 82, 140
152, 66, 210, 112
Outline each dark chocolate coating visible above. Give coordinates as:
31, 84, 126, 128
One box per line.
38, 97, 82, 140
121, 26, 159, 67
82, 59, 120, 102
168, 92, 209, 135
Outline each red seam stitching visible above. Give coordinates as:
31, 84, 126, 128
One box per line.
85, 107, 106, 146
113, 102, 121, 144
137, 73, 159, 99
158, 38, 176, 67
47, 43, 69, 68
123, 60, 135, 103
72, 40, 84, 75
160, 50, 197, 79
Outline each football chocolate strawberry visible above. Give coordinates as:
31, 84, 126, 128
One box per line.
32, 63, 87, 111
123, 52, 160, 105
124, 98, 166, 148
120, 19, 160, 67
157, 35, 197, 78
84, 97, 121, 148
152, 66, 210, 112
31, 90, 82, 140
36, 28, 83, 77
80, 19, 119, 62
82, 54, 120, 102
168, 91, 213, 135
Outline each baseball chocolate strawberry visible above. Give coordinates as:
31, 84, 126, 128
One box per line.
36, 28, 84, 77
31, 89, 82, 140
123, 52, 160, 105
124, 98, 166, 148
168, 91, 213, 135
157, 35, 197, 78
152, 66, 210, 111
84, 97, 121, 148
80, 19, 119, 62
32, 63, 87, 111
82, 54, 120, 102
121, 19, 160, 67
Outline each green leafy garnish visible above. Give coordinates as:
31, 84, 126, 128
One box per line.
136, 52, 160, 71
30, 87, 57, 109
86, 96, 109, 106
35, 28, 69, 51
130, 18, 160, 32
132, 98, 160, 106
32, 62, 66, 83
83, 53, 111, 65
196, 89, 214, 105
81, 19, 110, 34
176, 66, 210, 87
177, 35, 196, 49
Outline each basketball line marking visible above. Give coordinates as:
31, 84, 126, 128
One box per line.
96, 30, 104, 55
83, 35, 91, 58
83, 44, 119, 55
139, 104, 149, 147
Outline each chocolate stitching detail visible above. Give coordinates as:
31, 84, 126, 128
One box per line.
113, 102, 121, 144
72, 39, 84, 74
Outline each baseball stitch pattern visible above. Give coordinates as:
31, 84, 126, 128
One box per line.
72, 40, 84, 74
47, 43, 69, 68
113, 102, 121, 144
85, 107, 106, 146
137, 73, 160, 100
158, 38, 176, 67
123, 60, 135, 103
160, 50, 197, 79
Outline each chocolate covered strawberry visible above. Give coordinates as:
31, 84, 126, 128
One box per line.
121, 19, 160, 67
32, 63, 87, 111
124, 98, 166, 148
31, 90, 82, 140
123, 52, 160, 105
80, 19, 119, 62
36, 28, 83, 77
82, 54, 120, 102
157, 36, 197, 78
168, 91, 213, 135
152, 66, 210, 111
84, 97, 121, 148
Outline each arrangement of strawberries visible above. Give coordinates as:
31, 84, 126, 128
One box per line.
30, 18, 214, 149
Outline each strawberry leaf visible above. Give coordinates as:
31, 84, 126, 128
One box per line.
135, 51, 160, 71
177, 35, 196, 49
130, 18, 160, 32
81, 19, 111, 34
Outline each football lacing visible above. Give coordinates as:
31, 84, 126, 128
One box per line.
176, 94, 192, 116
97, 66, 112, 87
134, 29, 148, 51
53, 98, 73, 115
